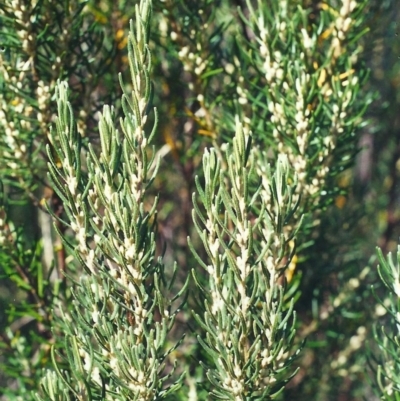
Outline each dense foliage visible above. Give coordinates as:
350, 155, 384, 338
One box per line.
0, 0, 399, 400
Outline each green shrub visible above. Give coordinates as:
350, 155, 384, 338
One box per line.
0, 0, 398, 400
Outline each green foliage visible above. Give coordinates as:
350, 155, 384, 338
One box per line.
0, 169, 60, 400
190, 125, 302, 399
0, 0, 398, 400
0, 0, 112, 194
35, 3, 185, 399
0, 1, 116, 398
236, 0, 371, 227
371, 247, 400, 400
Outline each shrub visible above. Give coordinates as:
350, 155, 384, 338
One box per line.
0, 0, 398, 400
